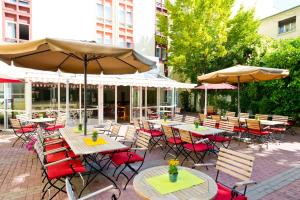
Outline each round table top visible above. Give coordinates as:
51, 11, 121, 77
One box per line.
133, 166, 218, 200
28, 118, 55, 123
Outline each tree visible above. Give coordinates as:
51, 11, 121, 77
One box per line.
159, 0, 234, 83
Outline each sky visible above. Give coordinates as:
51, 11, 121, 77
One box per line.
233, 0, 300, 19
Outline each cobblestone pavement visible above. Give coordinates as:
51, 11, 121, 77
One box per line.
0, 127, 299, 200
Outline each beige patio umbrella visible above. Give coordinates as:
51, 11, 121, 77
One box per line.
0, 38, 156, 135
197, 65, 289, 116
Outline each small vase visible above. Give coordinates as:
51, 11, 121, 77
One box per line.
78, 125, 82, 131
169, 173, 178, 183
195, 124, 199, 129
92, 136, 97, 142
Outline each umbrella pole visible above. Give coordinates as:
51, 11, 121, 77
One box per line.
238, 76, 240, 117
204, 85, 207, 116
84, 55, 88, 136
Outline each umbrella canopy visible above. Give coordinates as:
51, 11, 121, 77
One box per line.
0, 74, 22, 83
197, 65, 289, 116
194, 83, 237, 115
0, 38, 156, 135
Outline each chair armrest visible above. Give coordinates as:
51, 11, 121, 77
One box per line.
195, 138, 209, 144
79, 185, 114, 200
131, 147, 147, 151
44, 157, 71, 167
194, 163, 216, 168
234, 180, 257, 188
43, 147, 67, 155
119, 139, 134, 143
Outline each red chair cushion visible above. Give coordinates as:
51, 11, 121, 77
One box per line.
46, 150, 78, 163
269, 127, 286, 132
215, 183, 247, 200
207, 135, 231, 142
150, 130, 163, 137
140, 129, 151, 133
23, 123, 37, 128
111, 151, 144, 166
45, 124, 65, 131
191, 132, 204, 138
100, 146, 131, 155
47, 160, 86, 180
16, 128, 35, 133
234, 127, 247, 133
168, 137, 183, 144
183, 143, 213, 152
248, 129, 272, 135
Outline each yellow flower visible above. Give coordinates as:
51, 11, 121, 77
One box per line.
169, 159, 179, 166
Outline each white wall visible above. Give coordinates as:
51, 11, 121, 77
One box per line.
133, 0, 155, 57
32, 0, 96, 41
0, 3, 3, 42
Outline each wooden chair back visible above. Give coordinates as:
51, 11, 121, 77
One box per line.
239, 113, 250, 118
125, 126, 136, 141
216, 148, 255, 181
246, 119, 261, 131
135, 131, 151, 149
141, 120, 151, 131
203, 119, 217, 128
175, 107, 181, 113
173, 114, 183, 122
228, 116, 240, 127
255, 114, 268, 120
133, 119, 140, 130
56, 115, 66, 125
161, 125, 173, 139
104, 120, 113, 130
211, 115, 221, 122
219, 121, 235, 132
199, 114, 206, 122
178, 129, 192, 144
272, 115, 288, 123
183, 115, 197, 124
225, 111, 236, 117
10, 118, 22, 129
111, 124, 121, 135
207, 106, 214, 114
16, 113, 30, 123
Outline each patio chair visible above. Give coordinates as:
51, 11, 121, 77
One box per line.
211, 115, 221, 128
66, 178, 117, 200
161, 125, 184, 159
225, 111, 236, 118
199, 113, 206, 125
208, 121, 234, 150
175, 107, 181, 114
108, 124, 121, 137
239, 112, 250, 118
194, 148, 256, 200
34, 139, 86, 200
141, 120, 163, 151
10, 118, 36, 147
147, 109, 158, 119
109, 131, 151, 189
16, 113, 37, 129
183, 115, 197, 124
178, 128, 213, 166
45, 115, 66, 134
255, 114, 269, 120
228, 117, 247, 134
245, 119, 272, 144
94, 120, 113, 134
173, 114, 183, 122
203, 118, 217, 128
132, 118, 141, 133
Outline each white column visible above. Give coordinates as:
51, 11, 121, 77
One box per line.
3, 83, 9, 129
145, 87, 148, 119
129, 86, 133, 123
115, 85, 118, 123
139, 86, 142, 121
25, 79, 32, 117
98, 84, 104, 124
66, 81, 69, 124
79, 83, 82, 123
157, 87, 160, 119
57, 82, 60, 114
171, 87, 175, 117
204, 86, 208, 115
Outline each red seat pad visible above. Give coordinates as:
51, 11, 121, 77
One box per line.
45, 143, 70, 151
207, 135, 231, 142
248, 129, 272, 135
16, 128, 35, 133
139, 129, 151, 133
268, 127, 286, 132
45, 124, 65, 131
47, 160, 86, 180
168, 137, 183, 144
150, 130, 163, 137
100, 146, 131, 155
46, 150, 79, 163
191, 132, 204, 138
215, 183, 247, 200
183, 143, 213, 152
23, 123, 37, 129
111, 151, 144, 166
234, 127, 247, 133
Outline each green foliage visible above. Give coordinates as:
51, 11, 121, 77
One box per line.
155, 35, 168, 46
179, 91, 191, 111
159, 0, 234, 83
92, 131, 98, 138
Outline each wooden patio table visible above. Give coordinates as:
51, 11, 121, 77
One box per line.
173, 124, 224, 136
133, 165, 217, 200
238, 118, 285, 126
148, 119, 186, 126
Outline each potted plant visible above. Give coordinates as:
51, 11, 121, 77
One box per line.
78, 123, 83, 131
194, 120, 200, 128
39, 113, 44, 119
168, 159, 179, 182
163, 114, 168, 122
92, 131, 98, 142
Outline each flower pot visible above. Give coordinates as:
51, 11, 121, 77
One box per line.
78, 124, 82, 131
92, 136, 97, 142
169, 173, 178, 183
195, 124, 199, 128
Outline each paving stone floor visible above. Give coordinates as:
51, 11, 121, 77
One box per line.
0, 127, 299, 200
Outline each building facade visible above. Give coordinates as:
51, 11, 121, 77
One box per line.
259, 5, 300, 39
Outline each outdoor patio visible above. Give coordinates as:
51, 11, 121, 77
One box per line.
0, 126, 299, 200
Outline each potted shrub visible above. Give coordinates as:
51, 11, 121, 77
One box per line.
39, 113, 44, 118
194, 120, 200, 128
78, 123, 83, 131
168, 159, 179, 182
163, 114, 168, 122
92, 131, 98, 142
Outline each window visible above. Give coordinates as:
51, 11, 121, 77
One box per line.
5, 21, 16, 39
161, 47, 167, 61
104, 34, 112, 45
119, 37, 126, 47
155, 46, 161, 58
126, 11, 133, 25
126, 42, 132, 48
278, 16, 296, 34
96, 37, 103, 44
104, 3, 112, 20
119, 8, 125, 24
19, 24, 29, 40
97, 3, 104, 18
19, 0, 29, 6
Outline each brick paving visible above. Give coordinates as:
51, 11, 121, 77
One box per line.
0, 127, 299, 200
